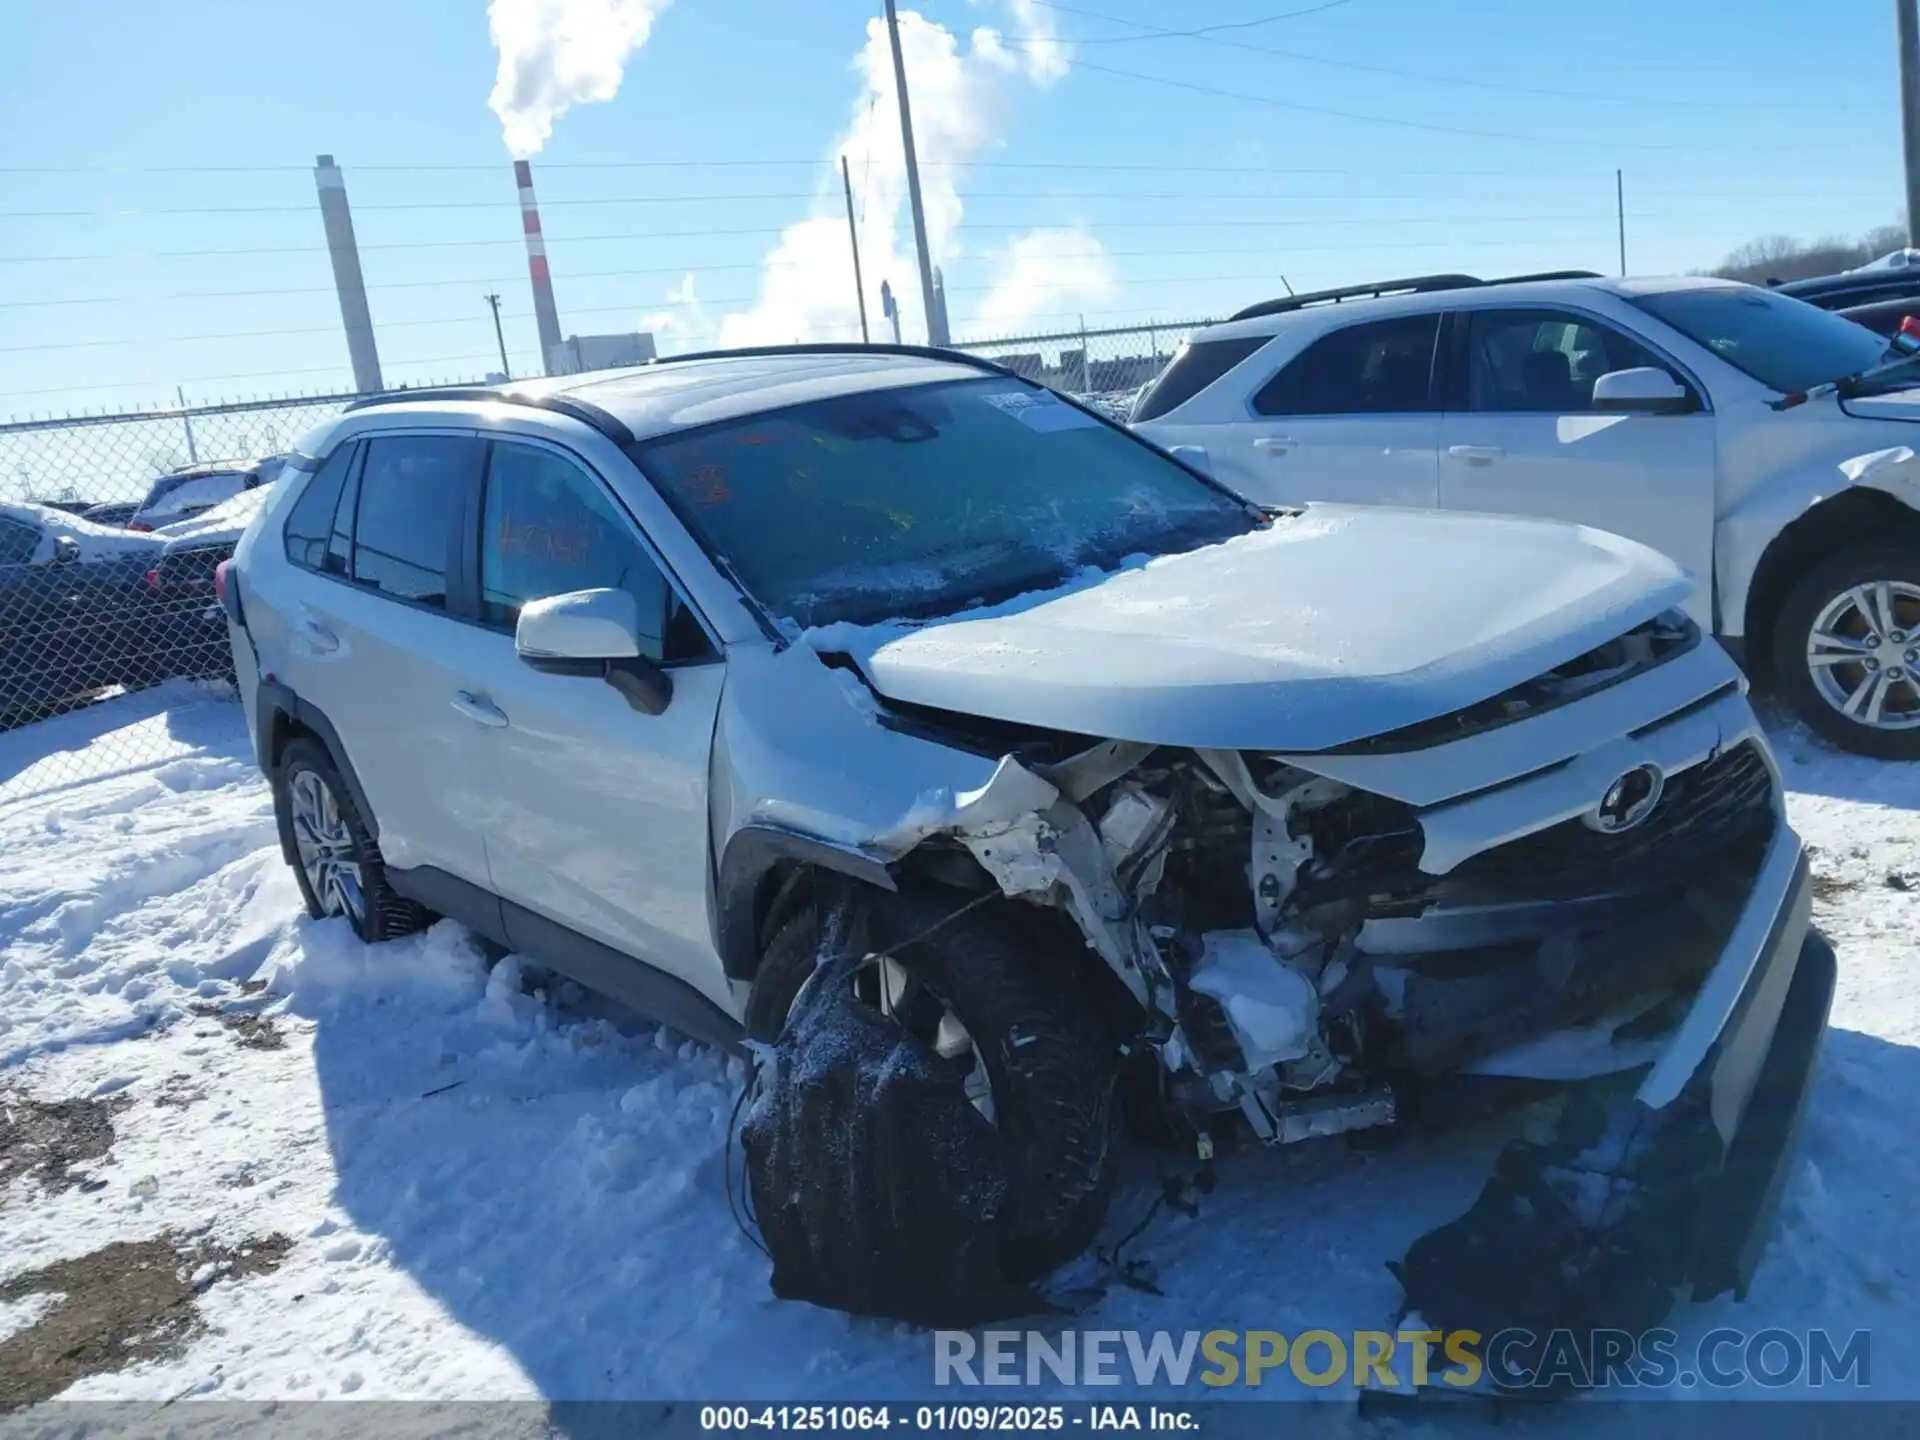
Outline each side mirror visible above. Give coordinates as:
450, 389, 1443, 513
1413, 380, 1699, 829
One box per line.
515, 587, 673, 715
1591, 367, 1697, 415
1166, 443, 1213, 476
50, 536, 80, 565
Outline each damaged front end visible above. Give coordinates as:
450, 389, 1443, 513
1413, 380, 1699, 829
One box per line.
736, 604, 1831, 1351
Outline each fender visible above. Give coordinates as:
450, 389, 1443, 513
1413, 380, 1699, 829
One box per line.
254, 679, 382, 856
711, 823, 896, 982
1715, 446, 1920, 643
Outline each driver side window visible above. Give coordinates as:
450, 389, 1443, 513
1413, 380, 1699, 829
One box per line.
479, 441, 711, 663
1465, 309, 1681, 414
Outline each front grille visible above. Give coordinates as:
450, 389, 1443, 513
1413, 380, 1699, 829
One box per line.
1449, 743, 1774, 901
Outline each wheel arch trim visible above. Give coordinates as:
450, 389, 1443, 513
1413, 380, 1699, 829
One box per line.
712, 824, 896, 983
257, 679, 381, 854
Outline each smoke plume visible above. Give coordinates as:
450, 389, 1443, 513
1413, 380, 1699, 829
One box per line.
488, 0, 671, 157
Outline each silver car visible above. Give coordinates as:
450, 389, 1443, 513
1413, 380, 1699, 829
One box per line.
221, 346, 1832, 1357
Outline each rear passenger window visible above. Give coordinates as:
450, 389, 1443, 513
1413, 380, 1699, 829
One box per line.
349, 435, 480, 608
1132, 336, 1272, 422
0, 517, 38, 567
281, 443, 358, 571
1252, 315, 1441, 416
480, 441, 709, 661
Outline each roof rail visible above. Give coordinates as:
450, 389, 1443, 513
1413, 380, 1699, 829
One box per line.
342, 384, 638, 444
1226, 269, 1606, 322
640, 340, 1017, 378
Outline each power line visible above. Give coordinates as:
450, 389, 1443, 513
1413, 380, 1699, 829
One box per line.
1047, 0, 1359, 43
1026, 0, 1873, 111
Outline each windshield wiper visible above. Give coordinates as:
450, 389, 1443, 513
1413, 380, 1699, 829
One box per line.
1834, 349, 1920, 400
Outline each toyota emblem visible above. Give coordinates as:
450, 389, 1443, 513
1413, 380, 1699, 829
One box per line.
1585, 764, 1665, 834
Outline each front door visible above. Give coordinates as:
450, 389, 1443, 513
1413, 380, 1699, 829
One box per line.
447, 437, 731, 1010
1437, 307, 1719, 628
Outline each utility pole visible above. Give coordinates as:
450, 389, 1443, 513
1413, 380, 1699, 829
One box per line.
1616, 169, 1628, 276
1901, 0, 1920, 244
840, 156, 871, 343
883, 0, 946, 346
484, 293, 511, 377
313, 155, 384, 394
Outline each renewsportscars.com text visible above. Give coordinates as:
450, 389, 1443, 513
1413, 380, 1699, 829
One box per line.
934, 1327, 1871, 1392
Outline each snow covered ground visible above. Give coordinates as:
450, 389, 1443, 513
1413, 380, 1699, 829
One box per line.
0, 687, 1917, 1411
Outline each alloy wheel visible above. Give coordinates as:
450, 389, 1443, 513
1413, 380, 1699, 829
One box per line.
288, 768, 366, 924
1806, 580, 1920, 732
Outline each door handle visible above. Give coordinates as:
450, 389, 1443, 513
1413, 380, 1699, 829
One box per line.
1253, 436, 1297, 455
297, 617, 339, 653
450, 690, 509, 728
1447, 444, 1505, 464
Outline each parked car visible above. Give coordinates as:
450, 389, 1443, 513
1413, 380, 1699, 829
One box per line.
1131, 271, 1920, 758
144, 485, 280, 684
0, 501, 167, 728
223, 350, 1831, 1345
1838, 295, 1920, 339
1772, 263, 1920, 313
126, 455, 285, 532
80, 499, 142, 528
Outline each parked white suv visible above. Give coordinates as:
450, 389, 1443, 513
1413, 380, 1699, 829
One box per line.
222, 347, 1830, 1346
1133, 272, 1920, 757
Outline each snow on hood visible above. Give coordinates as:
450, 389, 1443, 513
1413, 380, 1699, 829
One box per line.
0, 501, 168, 564
155, 482, 277, 544
809, 504, 1692, 753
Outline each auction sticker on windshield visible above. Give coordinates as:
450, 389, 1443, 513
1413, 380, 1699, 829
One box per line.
982, 389, 1101, 432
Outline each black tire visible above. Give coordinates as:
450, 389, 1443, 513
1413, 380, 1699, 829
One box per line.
748, 889, 1120, 1280
273, 735, 432, 943
1772, 544, 1920, 760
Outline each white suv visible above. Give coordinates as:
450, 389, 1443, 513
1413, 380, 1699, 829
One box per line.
222, 347, 1830, 1341
1132, 272, 1920, 758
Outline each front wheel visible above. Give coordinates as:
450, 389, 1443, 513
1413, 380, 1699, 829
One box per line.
1773, 545, 1920, 759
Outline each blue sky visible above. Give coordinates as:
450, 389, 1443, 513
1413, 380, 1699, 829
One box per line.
0, 0, 1905, 417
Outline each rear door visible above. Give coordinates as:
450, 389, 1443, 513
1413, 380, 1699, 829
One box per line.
1436, 306, 1718, 626
445, 437, 731, 1009
273, 432, 495, 886
1205, 313, 1444, 508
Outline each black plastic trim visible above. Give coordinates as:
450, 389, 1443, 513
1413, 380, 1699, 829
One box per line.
713, 824, 897, 982
255, 680, 381, 848
500, 898, 744, 1055
386, 863, 507, 947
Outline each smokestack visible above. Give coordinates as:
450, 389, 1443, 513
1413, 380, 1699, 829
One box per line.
313, 155, 384, 394
514, 159, 565, 373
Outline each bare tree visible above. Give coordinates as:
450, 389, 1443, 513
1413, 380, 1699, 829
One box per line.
1711, 222, 1910, 285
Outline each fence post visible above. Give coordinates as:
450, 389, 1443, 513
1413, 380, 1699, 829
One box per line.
177, 386, 198, 463
1079, 315, 1091, 394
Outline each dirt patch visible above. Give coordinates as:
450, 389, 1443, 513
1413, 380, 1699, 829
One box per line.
0, 1232, 291, 1411
0, 1093, 129, 1191
1812, 871, 1859, 902
149, 1074, 207, 1111
190, 1001, 285, 1051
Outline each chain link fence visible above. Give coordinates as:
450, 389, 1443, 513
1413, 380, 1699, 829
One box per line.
0, 321, 1203, 805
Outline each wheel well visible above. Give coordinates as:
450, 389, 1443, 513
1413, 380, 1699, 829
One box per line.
266, 707, 312, 770
1742, 489, 1920, 682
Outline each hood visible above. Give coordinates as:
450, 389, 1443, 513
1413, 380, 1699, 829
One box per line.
155, 482, 276, 544
830, 505, 1691, 753
0, 501, 167, 565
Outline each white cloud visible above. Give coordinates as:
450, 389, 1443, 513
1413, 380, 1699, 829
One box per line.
640, 272, 708, 354
487, 0, 671, 157
716, 4, 1101, 349
970, 226, 1119, 337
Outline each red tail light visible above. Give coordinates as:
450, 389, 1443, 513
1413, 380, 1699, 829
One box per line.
127, 521, 153, 533
144, 567, 161, 591
1900, 315, 1920, 342
213, 559, 230, 605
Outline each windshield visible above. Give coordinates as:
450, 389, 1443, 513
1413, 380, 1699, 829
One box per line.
1629, 286, 1887, 393
627, 376, 1258, 628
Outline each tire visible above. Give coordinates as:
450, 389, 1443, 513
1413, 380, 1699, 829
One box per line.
1772, 544, 1920, 759
273, 735, 431, 943
749, 888, 1120, 1280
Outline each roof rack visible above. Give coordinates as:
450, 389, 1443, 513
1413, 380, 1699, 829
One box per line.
1227, 269, 1605, 322
343, 383, 639, 445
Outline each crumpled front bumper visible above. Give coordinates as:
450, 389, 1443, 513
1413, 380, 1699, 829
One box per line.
1392, 824, 1835, 1360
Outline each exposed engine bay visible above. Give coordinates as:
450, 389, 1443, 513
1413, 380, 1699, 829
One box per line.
911, 695, 1774, 1153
